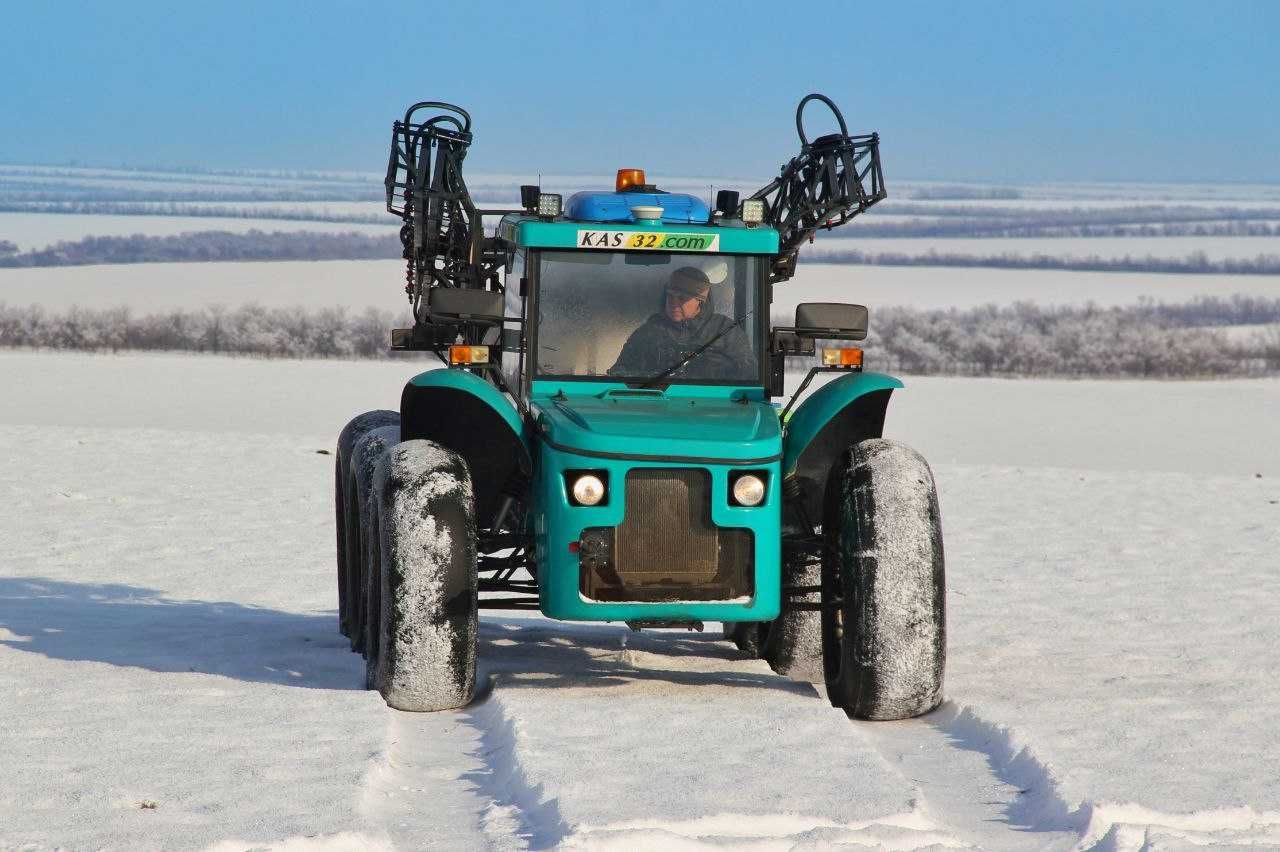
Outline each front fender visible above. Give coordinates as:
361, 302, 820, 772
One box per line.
401, 368, 531, 526
783, 370, 903, 521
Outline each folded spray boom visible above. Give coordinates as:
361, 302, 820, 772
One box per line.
384, 101, 506, 326
383, 93, 886, 337
747, 93, 886, 283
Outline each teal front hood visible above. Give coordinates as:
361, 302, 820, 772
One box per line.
534, 394, 782, 464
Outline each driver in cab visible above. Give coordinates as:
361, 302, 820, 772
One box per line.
608, 266, 753, 380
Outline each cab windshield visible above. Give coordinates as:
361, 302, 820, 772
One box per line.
535, 250, 763, 384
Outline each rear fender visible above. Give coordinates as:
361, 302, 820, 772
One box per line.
782, 371, 903, 523
400, 369, 531, 527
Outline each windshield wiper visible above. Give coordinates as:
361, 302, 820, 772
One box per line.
638, 311, 753, 389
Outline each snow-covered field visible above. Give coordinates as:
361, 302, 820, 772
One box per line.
6, 260, 1280, 316
3, 169, 1280, 849
0, 259, 413, 314
815, 236, 1280, 263
6, 168, 1280, 323
2, 350, 1278, 850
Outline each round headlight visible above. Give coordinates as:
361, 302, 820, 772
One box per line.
571, 474, 606, 506
732, 474, 766, 507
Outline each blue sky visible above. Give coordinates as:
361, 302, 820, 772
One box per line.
2, 1, 1277, 183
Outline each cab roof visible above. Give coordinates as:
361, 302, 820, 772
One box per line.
565, 190, 709, 224
498, 190, 779, 255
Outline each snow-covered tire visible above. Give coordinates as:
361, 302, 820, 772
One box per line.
821, 439, 945, 720
370, 439, 478, 712
335, 410, 399, 637
363, 496, 384, 691
760, 554, 824, 682
346, 423, 401, 652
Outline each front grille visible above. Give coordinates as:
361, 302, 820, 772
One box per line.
579, 469, 753, 602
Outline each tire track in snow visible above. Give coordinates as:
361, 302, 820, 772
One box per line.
858, 700, 1081, 851
862, 700, 1280, 850
860, 700, 1280, 850
359, 697, 496, 851
445, 618, 970, 849
461, 675, 573, 849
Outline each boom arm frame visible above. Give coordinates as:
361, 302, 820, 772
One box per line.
384, 101, 516, 337
748, 94, 886, 283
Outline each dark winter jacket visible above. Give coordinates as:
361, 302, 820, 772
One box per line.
607, 309, 754, 381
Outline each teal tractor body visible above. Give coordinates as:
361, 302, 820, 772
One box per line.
337, 96, 945, 720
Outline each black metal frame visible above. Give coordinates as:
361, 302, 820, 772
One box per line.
779, 530, 828, 612
476, 529, 541, 610
384, 101, 523, 359
779, 363, 864, 423
780, 491, 845, 614
747, 93, 887, 283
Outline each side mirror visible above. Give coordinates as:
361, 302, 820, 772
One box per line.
768, 302, 870, 395
426, 287, 505, 325
792, 302, 868, 340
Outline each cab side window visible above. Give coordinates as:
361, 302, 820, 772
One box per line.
502, 249, 526, 389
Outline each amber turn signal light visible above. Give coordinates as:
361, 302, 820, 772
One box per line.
821, 347, 863, 368
448, 345, 490, 365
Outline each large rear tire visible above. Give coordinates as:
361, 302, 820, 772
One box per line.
347, 423, 401, 652
335, 411, 399, 638
363, 496, 384, 691
822, 439, 945, 720
370, 439, 478, 712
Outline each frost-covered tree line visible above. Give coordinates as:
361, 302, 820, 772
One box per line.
837, 302, 1280, 377
3, 299, 1277, 376
0, 304, 403, 360
0, 231, 401, 267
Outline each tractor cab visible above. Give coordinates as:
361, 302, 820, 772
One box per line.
481, 173, 786, 622
498, 172, 777, 391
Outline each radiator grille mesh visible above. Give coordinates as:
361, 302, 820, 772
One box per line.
578, 469, 753, 602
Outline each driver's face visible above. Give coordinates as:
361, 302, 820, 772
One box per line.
664, 289, 704, 322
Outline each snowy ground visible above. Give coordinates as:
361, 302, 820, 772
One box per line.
3, 161, 1280, 852
0, 259, 413, 314
1, 351, 1278, 851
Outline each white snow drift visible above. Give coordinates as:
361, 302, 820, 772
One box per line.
0, 350, 1277, 850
